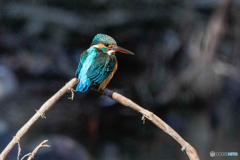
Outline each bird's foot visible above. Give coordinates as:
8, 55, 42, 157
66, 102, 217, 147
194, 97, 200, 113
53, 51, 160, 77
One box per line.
68, 87, 76, 100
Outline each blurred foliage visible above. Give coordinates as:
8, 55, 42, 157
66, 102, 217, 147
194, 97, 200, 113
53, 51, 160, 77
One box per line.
0, 0, 240, 160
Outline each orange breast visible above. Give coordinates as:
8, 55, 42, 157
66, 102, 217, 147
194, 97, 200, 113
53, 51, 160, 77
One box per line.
98, 62, 118, 91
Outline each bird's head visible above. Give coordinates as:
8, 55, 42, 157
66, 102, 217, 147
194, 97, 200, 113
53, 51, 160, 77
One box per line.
91, 34, 134, 55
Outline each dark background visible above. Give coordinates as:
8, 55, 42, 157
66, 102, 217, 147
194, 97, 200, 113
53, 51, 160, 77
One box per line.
0, 0, 240, 159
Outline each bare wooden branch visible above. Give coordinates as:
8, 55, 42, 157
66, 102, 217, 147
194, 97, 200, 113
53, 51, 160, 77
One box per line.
0, 78, 78, 160
102, 88, 200, 160
0, 78, 199, 160
202, 0, 230, 62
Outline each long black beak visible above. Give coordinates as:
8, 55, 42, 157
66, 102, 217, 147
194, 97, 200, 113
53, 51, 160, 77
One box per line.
111, 46, 134, 55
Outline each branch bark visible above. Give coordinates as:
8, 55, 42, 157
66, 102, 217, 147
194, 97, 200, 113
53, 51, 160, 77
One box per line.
101, 88, 200, 160
0, 78, 78, 160
0, 78, 200, 160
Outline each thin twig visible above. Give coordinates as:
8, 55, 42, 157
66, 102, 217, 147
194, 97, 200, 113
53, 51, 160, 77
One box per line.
20, 153, 31, 160
21, 140, 50, 160
0, 78, 78, 160
27, 140, 50, 160
17, 141, 21, 160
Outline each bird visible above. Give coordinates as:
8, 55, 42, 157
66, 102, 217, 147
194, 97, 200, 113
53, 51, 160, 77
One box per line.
75, 34, 134, 92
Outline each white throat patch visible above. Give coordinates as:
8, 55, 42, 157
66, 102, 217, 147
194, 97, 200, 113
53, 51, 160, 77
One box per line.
107, 50, 115, 55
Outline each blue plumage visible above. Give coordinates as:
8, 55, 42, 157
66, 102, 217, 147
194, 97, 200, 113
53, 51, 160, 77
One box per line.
75, 34, 134, 92
76, 47, 97, 92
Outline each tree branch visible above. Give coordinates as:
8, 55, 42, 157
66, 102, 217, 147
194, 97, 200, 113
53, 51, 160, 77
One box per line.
101, 88, 200, 160
0, 78, 200, 160
0, 78, 78, 160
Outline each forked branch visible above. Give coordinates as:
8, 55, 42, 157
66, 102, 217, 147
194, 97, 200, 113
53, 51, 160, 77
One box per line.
21, 140, 50, 160
0, 78, 199, 160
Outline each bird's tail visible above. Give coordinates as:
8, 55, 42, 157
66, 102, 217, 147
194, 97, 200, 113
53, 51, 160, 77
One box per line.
76, 78, 91, 92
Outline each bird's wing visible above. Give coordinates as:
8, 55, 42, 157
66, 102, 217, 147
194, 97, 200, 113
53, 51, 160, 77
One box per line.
87, 50, 117, 85
75, 50, 89, 77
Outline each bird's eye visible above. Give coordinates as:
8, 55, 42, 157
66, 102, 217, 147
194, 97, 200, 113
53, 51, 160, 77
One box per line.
108, 44, 114, 48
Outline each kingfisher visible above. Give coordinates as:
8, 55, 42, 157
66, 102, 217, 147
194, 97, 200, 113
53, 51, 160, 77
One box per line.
75, 34, 134, 92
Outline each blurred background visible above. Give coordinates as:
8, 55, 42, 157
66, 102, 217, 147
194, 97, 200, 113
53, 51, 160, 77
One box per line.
0, 0, 240, 159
